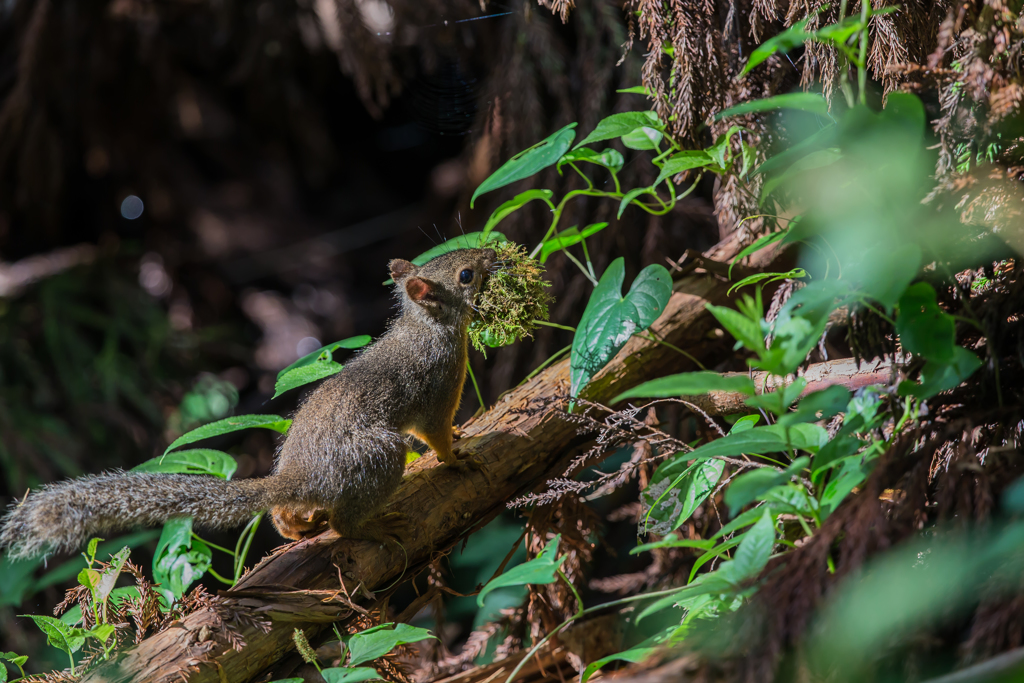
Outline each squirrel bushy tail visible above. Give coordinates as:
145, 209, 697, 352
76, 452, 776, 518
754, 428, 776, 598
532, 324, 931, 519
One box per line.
0, 471, 291, 559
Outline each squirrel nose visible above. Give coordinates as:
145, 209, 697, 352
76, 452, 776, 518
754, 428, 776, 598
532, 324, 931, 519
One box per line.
482, 248, 497, 262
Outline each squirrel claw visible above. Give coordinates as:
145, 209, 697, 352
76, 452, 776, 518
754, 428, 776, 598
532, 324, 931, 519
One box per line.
452, 425, 466, 440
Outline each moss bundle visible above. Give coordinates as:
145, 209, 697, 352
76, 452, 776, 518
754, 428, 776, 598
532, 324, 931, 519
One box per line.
469, 241, 553, 354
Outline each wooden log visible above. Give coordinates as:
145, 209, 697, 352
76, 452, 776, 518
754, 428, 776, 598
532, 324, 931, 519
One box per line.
80, 233, 782, 683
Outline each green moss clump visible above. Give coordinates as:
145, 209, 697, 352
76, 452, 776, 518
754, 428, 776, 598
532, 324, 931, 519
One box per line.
469, 241, 553, 354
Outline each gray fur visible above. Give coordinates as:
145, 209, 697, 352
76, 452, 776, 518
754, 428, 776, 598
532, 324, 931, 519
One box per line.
0, 248, 495, 558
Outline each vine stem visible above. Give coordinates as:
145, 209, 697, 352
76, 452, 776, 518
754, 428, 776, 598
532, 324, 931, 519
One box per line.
466, 360, 485, 412
504, 580, 694, 683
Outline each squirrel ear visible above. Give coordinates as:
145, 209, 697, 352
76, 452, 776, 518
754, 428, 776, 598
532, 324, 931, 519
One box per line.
389, 259, 417, 282
405, 276, 438, 304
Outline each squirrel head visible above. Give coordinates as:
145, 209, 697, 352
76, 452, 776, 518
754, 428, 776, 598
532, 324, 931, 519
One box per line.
389, 247, 497, 327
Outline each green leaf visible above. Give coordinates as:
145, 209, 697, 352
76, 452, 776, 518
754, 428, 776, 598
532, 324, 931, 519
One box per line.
654, 150, 713, 186
729, 227, 792, 276
19, 615, 85, 655
629, 536, 715, 555
857, 243, 923, 310
276, 336, 372, 377
729, 414, 761, 434
164, 415, 291, 455
741, 15, 816, 75
617, 186, 657, 218
34, 531, 159, 593
724, 457, 809, 516
152, 518, 212, 600
321, 669, 382, 683
86, 624, 116, 645
96, 546, 130, 605
558, 148, 625, 175
477, 535, 565, 607
77, 568, 101, 597
819, 457, 872, 518
570, 259, 672, 398
273, 359, 344, 399
682, 424, 828, 463
716, 92, 831, 120
622, 126, 664, 150
710, 507, 766, 541
575, 111, 661, 149
614, 372, 756, 403
581, 632, 670, 683
637, 572, 736, 623
760, 147, 843, 199
754, 125, 837, 176
85, 538, 101, 563
642, 458, 725, 534
727, 267, 807, 296
706, 304, 766, 355
480, 190, 554, 243
706, 126, 743, 169
744, 378, 808, 416
346, 623, 436, 667
777, 385, 851, 427
896, 283, 955, 363
471, 123, 577, 208
717, 510, 775, 583
898, 346, 982, 400
382, 232, 508, 284
133, 449, 237, 480
616, 85, 651, 95
540, 223, 609, 264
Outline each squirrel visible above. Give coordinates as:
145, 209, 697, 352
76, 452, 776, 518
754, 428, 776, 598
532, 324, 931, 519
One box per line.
0, 247, 496, 559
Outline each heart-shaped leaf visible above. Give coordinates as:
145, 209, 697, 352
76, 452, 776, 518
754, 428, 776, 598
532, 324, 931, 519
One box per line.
570, 259, 672, 398
471, 124, 577, 207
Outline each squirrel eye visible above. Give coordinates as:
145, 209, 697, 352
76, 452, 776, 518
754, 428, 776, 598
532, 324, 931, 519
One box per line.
459, 268, 474, 284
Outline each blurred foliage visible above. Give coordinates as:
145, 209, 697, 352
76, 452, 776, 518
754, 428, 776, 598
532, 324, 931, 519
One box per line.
0, 259, 196, 497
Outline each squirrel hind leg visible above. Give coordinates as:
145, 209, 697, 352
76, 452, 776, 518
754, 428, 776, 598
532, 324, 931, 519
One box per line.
271, 505, 328, 540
